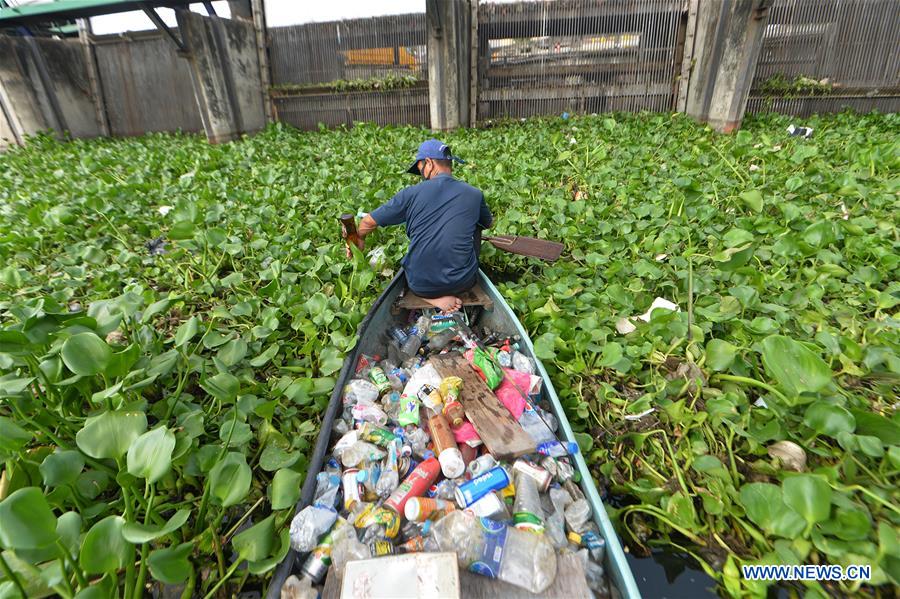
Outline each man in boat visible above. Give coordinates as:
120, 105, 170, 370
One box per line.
347, 139, 493, 313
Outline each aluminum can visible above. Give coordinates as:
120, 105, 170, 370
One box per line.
512, 459, 552, 493
454, 466, 510, 507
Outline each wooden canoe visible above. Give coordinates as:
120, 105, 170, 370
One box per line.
265, 270, 641, 599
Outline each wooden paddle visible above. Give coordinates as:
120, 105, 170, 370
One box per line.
483, 234, 564, 261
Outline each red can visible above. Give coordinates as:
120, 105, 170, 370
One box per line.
384, 456, 441, 514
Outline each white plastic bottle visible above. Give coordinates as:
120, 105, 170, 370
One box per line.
432, 510, 557, 593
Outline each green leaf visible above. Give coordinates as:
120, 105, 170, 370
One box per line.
706, 339, 737, 371
803, 401, 856, 437
217, 338, 248, 367
850, 410, 900, 445
739, 482, 805, 538
318, 346, 343, 376
127, 426, 176, 483
148, 542, 194, 584
169, 220, 195, 240
0, 416, 32, 460
573, 432, 594, 454
0, 487, 59, 550
209, 452, 252, 508
174, 316, 198, 347
232, 514, 276, 561
760, 335, 831, 397
739, 190, 764, 212
122, 509, 191, 543
533, 332, 557, 360
201, 373, 239, 406
80, 516, 131, 574
782, 475, 832, 528
249, 344, 279, 367
61, 332, 112, 376
269, 469, 304, 510
39, 450, 85, 487
247, 528, 291, 575
76, 410, 148, 460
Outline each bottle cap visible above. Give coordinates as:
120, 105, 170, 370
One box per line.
404, 498, 422, 522
568, 531, 582, 545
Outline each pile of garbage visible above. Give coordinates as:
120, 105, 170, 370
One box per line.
283, 308, 610, 598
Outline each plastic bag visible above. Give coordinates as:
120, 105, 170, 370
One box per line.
465, 347, 503, 389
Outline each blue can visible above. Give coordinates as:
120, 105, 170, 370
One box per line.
455, 466, 510, 507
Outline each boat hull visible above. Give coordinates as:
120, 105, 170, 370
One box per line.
266, 270, 641, 598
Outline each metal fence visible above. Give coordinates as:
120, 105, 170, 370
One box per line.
748, 0, 900, 116
93, 31, 203, 136
475, 0, 685, 121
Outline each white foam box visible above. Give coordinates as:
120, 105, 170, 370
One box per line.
340, 552, 460, 599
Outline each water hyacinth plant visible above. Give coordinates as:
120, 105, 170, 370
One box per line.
0, 111, 897, 597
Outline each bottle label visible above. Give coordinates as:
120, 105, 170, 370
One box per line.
468, 518, 508, 579
514, 510, 545, 533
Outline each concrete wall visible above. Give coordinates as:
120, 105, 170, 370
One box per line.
177, 10, 266, 142
0, 36, 102, 142
93, 32, 203, 136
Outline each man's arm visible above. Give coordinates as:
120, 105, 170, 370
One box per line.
357, 214, 378, 246
478, 193, 493, 230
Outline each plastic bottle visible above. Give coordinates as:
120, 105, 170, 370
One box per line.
467, 453, 498, 479
313, 470, 341, 509
400, 315, 431, 359
375, 440, 400, 499
564, 498, 592, 534
432, 511, 558, 594
329, 523, 370, 577
387, 367, 410, 391
577, 548, 611, 598
427, 327, 458, 351
280, 574, 317, 599
427, 411, 465, 479
511, 351, 536, 374
429, 479, 458, 501
518, 407, 557, 445
358, 460, 381, 498
512, 471, 545, 533
543, 487, 570, 549
405, 426, 429, 458
339, 441, 385, 468
404, 497, 456, 522
288, 504, 338, 552
536, 440, 579, 457
343, 379, 379, 406
351, 403, 388, 426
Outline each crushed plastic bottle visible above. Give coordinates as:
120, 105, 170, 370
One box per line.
313, 469, 341, 509
542, 488, 569, 549
343, 379, 379, 406
432, 510, 558, 594
511, 350, 536, 374
564, 498, 592, 534
513, 471, 545, 533
375, 440, 400, 499
340, 441, 385, 468
280, 574, 317, 599
289, 505, 338, 552
351, 403, 388, 426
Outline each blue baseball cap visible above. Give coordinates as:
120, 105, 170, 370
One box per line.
406, 139, 466, 175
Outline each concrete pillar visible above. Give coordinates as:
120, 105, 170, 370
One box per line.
78, 18, 110, 136
684, 0, 773, 133
176, 10, 266, 143
426, 0, 472, 130
0, 37, 51, 145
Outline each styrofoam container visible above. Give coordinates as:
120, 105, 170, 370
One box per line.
341, 552, 460, 599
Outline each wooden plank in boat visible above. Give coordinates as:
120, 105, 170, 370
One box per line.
393, 282, 493, 313
429, 353, 535, 460
459, 551, 591, 599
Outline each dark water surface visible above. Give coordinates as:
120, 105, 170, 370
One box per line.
626, 550, 720, 599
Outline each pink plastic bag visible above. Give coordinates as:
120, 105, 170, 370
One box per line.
494, 368, 538, 420
453, 421, 481, 446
